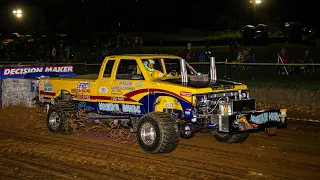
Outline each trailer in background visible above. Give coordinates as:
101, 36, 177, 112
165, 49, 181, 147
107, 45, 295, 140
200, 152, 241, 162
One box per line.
0, 64, 76, 108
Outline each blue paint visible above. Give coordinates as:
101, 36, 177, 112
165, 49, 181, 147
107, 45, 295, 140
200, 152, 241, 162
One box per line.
98, 102, 121, 112
250, 112, 281, 124
73, 91, 194, 120
44, 87, 53, 92
138, 92, 193, 118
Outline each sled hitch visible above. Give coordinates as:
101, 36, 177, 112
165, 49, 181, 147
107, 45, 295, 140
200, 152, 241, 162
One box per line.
210, 109, 287, 133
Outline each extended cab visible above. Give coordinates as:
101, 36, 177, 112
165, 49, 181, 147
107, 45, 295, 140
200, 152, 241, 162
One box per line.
39, 54, 287, 154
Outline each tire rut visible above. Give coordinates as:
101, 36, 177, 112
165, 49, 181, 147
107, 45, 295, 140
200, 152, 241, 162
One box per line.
1, 123, 320, 180
0, 131, 242, 180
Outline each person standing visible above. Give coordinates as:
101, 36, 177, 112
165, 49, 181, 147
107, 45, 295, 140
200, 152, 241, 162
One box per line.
279, 48, 290, 74
51, 45, 56, 62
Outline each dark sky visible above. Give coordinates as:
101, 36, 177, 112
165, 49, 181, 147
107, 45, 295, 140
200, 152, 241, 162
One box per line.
0, 0, 317, 33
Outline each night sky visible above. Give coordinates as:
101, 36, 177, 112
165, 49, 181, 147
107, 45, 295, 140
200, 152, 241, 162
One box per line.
0, 0, 317, 33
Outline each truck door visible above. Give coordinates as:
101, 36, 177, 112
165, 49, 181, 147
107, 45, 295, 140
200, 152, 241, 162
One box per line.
103, 58, 147, 115
96, 58, 116, 97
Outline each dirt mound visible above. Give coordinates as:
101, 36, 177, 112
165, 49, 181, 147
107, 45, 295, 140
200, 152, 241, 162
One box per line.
0, 105, 48, 134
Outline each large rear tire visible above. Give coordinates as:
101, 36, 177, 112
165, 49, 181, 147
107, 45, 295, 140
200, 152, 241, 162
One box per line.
212, 131, 249, 143
47, 100, 76, 134
137, 112, 180, 154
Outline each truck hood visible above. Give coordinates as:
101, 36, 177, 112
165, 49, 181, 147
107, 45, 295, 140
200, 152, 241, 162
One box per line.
162, 78, 245, 91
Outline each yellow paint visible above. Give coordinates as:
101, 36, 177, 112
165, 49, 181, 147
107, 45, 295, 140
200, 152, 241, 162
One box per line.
280, 109, 287, 118
239, 116, 251, 127
38, 55, 249, 111
154, 96, 183, 112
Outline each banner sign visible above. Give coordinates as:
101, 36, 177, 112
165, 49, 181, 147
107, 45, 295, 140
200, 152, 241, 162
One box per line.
0, 65, 76, 79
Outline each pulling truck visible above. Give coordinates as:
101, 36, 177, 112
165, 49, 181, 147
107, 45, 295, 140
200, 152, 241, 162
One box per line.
38, 55, 287, 154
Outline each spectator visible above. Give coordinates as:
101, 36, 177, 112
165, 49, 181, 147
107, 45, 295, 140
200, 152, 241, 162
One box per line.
0, 43, 4, 60
234, 39, 238, 52
139, 37, 143, 47
199, 52, 205, 62
304, 48, 313, 62
186, 50, 192, 62
205, 39, 210, 52
304, 48, 314, 72
279, 48, 290, 74
51, 45, 56, 62
280, 48, 289, 63
229, 40, 234, 53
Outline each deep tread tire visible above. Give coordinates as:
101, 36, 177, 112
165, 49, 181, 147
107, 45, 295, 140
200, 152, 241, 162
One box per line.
212, 131, 249, 143
47, 100, 76, 134
137, 112, 180, 154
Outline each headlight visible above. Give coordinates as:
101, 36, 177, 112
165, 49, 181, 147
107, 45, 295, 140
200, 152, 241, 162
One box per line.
192, 95, 207, 106
197, 95, 207, 106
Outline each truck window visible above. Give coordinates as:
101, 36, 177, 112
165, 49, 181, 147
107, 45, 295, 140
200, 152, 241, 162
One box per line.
116, 59, 144, 80
103, 60, 115, 78
164, 58, 193, 74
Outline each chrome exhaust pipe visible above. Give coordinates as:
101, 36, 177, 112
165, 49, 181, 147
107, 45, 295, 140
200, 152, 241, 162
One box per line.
210, 57, 217, 82
180, 59, 188, 83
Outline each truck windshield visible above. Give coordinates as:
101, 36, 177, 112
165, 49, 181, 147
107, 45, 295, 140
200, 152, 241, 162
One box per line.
141, 58, 197, 75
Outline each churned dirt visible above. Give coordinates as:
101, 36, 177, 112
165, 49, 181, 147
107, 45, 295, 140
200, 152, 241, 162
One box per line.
0, 105, 320, 180
256, 102, 320, 120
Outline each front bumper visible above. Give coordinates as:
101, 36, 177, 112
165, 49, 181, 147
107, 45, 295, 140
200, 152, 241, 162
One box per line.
210, 109, 287, 133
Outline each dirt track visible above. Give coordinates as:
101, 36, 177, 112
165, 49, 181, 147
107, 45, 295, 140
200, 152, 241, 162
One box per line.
0, 106, 320, 180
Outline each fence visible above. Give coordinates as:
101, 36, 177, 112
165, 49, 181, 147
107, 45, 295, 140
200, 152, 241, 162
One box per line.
0, 61, 319, 86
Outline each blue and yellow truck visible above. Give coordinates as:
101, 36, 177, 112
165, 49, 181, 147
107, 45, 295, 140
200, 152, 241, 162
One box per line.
38, 55, 287, 154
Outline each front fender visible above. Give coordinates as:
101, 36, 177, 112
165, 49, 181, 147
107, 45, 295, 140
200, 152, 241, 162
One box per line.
154, 96, 183, 112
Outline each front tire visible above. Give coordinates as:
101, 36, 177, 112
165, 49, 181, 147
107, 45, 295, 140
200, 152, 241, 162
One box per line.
137, 112, 180, 154
212, 130, 249, 143
47, 100, 76, 134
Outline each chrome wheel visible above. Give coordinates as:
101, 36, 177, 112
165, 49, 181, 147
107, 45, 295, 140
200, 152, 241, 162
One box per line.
48, 112, 61, 130
140, 122, 156, 145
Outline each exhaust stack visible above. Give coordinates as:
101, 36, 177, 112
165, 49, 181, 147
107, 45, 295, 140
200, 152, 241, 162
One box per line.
210, 57, 217, 82
180, 58, 188, 83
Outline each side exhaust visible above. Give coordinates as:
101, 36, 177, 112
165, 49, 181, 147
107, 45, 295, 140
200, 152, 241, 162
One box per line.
210, 57, 217, 82
180, 58, 188, 83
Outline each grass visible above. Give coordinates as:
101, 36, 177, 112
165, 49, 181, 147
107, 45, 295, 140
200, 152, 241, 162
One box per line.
120, 30, 284, 42
75, 43, 311, 64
